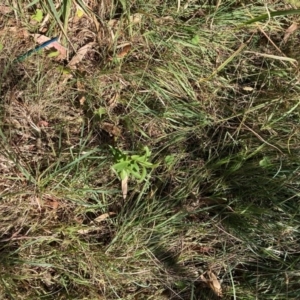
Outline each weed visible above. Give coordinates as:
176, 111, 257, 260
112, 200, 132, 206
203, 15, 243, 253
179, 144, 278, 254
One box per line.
110, 145, 157, 182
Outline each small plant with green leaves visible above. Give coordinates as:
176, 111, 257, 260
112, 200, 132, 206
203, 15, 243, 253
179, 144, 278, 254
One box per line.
32, 9, 44, 23
110, 146, 158, 199
110, 146, 157, 182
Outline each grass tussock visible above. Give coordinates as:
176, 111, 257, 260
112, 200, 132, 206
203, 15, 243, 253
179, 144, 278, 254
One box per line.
1, 0, 300, 299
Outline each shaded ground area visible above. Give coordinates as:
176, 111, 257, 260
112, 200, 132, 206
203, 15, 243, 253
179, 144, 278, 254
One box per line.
1, 0, 300, 299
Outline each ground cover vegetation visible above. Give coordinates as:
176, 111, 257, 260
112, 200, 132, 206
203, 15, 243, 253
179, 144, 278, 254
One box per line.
1, 0, 300, 299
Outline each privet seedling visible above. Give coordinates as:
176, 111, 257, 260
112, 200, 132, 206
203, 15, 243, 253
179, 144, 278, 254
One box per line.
110, 146, 157, 182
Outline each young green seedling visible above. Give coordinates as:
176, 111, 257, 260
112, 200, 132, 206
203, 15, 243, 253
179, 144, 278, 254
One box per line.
110, 146, 158, 199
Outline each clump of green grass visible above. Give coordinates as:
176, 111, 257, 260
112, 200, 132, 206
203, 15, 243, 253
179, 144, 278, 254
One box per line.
1, 0, 300, 299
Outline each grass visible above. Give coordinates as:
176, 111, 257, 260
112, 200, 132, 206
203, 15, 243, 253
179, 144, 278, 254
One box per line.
1, 0, 300, 299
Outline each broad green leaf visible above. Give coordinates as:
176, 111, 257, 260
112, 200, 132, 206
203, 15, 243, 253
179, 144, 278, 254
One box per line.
56, 66, 71, 74
165, 155, 175, 166
94, 107, 107, 117
140, 167, 147, 182
131, 161, 140, 173
131, 155, 146, 162
120, 169, 128, 180
76, 8, 84, 18
119, 0, 127, 11
191, 35, 200, 45
76, 0, 91, 15
143, 146, 151, 157
0, 43, 3, 52
110, 146, 127, 161
138, 161, 155, 168
32, 9, 43, 22
130, 168, 142, 180
112, 161, 130, 171
259, 157, 272, 168
47, 51, 59, 58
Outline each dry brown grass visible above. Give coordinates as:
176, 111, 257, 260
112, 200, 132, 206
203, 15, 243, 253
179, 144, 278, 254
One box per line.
1, 1, 300, 299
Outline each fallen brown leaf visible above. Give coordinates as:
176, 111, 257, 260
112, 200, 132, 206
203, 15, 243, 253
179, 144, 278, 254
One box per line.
39, 14, 51, 33
107, 93, 119, 109
76, 79, 85, 91
154, 16, 174, 25
33, 34, 55, 45
117, 44, 131, 58
34, 196, 42, 211
283, 22, 298, 43
108, 18, 119, 28
94, 212, 116, 223
3, 27, 30, 38
200, 270, 222, 298
68, 42, 95, 68
0, 5, 13, 14
47, 200, 59, 209
33, 34, 67, 60
101, 122, 121, 137
208, 270, 222, 297
37, 120, 49, 127
78, 226, 102, 234
79, 96, 86, 106
129, 13, 143, 25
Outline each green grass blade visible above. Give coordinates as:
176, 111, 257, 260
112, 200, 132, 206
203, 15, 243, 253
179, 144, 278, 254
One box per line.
242, 9, 300, 25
